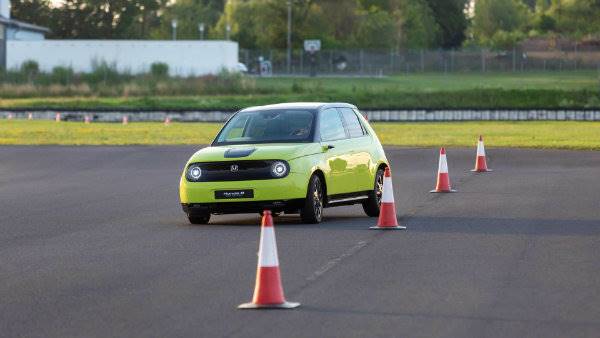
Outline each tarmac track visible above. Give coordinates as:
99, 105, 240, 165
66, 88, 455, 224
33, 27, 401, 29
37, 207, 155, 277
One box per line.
1, 146, 599, 338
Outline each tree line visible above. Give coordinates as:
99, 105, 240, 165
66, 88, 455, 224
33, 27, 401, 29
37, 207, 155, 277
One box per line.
12, 0, 600, 50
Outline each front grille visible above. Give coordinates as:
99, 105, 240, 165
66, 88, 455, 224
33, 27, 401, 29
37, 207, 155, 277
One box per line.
187, 160, 285, 182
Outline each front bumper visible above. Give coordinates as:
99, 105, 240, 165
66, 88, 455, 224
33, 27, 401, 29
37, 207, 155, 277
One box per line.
182, 199, 305, 214
179, 172, 308, 205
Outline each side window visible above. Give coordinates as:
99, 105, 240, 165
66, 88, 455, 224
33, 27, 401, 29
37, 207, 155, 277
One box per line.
340, 108, 365, 138
353, 108, 368, 135
319, 108, 347, 142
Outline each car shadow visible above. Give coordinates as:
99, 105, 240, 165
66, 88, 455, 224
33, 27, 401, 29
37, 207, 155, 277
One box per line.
201, 213, 373, 229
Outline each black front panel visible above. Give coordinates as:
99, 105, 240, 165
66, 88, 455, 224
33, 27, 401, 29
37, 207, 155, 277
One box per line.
189, 160, 277, 182
182, 199, 305, 214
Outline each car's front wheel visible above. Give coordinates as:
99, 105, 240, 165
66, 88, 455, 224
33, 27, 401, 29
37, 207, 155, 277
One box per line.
300, 175, 324, 224
362, 167, 384, 217
188, 212, 211, 225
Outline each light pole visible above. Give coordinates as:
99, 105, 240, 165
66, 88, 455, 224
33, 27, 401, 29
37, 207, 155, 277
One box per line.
198, 23, 205, 40
226, 24, 231, 40
0, 21, 6, 71
171, 19, 178, 41
286, 0, 292, 74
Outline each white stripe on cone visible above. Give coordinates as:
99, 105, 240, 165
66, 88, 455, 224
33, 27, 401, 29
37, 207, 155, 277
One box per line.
438, 153, 449, 173
382, 175, 394, 203
477, 140, 486, 156
258, 227, 279, 267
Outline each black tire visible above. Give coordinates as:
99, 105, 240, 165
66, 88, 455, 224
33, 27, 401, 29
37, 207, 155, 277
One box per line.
188, 212, 211, 225
300, 175, 324, 224
362, 168, 384, 217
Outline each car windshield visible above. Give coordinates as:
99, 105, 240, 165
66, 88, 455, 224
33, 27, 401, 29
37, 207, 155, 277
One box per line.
215, 109, 315, 145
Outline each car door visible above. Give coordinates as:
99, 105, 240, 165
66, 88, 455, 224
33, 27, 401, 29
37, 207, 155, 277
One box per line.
338, 107, 373, 193
318, 108, 354, 195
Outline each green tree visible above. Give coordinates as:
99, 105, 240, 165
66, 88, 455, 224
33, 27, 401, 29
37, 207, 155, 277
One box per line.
533, 13, 556, 33
10, 0, 52, 28
424, 0, 469, 48
211, 0, 357, 49
39, 0, 164, 39
353, 7, 396, 48
310, 0, 358, 47
47, 0, 94, 38
151, 0, 224, 40
547, 0, 600, 38
397, 0, 440, 49
358, 0, 394, 11
212, 0, 286, 48
212, 0, 259, 46
472, 0, 531, 48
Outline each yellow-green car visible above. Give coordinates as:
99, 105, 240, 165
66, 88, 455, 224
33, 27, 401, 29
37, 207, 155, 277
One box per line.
180, 102, 389, 224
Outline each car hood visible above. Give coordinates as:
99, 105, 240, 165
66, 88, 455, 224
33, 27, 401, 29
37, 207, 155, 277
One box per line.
188, 143, 321, 163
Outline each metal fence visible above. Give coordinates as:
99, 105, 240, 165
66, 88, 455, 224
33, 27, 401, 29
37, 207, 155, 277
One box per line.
3, 109, 600, 122
240, 47, 600, 76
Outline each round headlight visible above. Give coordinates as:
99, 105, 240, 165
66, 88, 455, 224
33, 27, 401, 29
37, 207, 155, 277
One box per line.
188, 165, 202, 180
271, 161, 288, 178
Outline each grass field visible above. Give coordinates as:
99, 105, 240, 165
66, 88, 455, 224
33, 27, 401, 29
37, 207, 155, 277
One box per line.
2, 120, 599, 150
256, 72, 600, 92
1, 72, 599, 110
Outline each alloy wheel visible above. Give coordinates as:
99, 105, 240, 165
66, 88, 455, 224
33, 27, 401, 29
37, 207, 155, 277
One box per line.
313, 179, 323, 221
375, 172, 384, 206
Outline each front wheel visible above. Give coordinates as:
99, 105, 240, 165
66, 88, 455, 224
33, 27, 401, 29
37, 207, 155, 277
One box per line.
300, 175, 324, 224
188, 212, 211, 225
362, 168, 384, 217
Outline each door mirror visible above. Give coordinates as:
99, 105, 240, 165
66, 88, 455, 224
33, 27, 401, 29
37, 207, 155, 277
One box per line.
322, 144, 335, 152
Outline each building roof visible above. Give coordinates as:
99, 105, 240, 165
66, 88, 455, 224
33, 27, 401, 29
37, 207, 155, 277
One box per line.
0, 15, 50, 34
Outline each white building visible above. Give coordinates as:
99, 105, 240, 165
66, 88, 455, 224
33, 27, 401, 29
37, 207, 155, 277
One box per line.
0, 0, 238, 75
8, 40, 239, 76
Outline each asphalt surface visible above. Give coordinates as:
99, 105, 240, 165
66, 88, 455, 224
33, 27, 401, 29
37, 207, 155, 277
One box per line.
1, 146, 599, 338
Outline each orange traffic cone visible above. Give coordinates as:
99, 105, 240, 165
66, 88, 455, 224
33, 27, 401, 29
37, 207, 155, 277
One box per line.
55, 112, 61, 122
430, 147, 456, 193
471, 135, 492, 172
28, 112, 33, 120
238, 210, 300, 309
370, 167, 405, 230
122, 115, 128, 125
164, 116, 171, 125
84, 115, 91, 124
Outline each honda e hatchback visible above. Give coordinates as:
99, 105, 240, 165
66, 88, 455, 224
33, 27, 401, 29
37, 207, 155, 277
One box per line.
180, 102, 389, 224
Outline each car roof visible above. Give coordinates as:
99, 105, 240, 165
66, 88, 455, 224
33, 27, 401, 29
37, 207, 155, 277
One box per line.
239, 102, 357, 112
